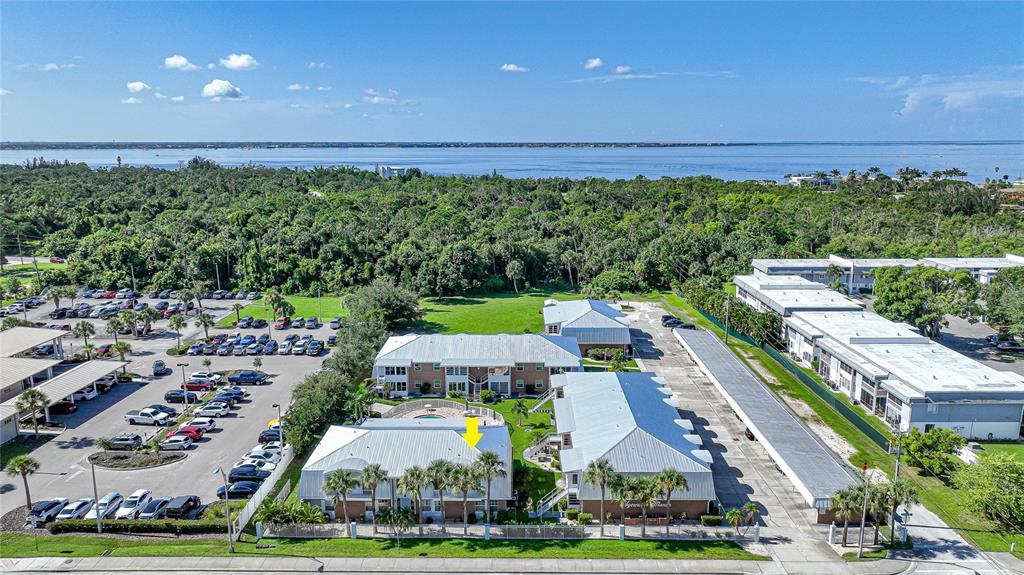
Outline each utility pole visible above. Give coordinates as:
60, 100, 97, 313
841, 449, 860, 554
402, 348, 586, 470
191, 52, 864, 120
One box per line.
213, 468, 236, 553
317, 287, 322, 323
91, 462, 103, 534
17, 234, 24, 264
724, 298, 731, 345
129, 263, 137, 293
214, 261, 221, 291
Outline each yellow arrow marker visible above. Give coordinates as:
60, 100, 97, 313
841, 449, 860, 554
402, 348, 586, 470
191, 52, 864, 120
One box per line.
462, 416, 483, 449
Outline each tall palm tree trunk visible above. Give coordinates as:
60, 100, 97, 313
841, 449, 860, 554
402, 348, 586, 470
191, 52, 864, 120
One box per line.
21, 474, 32, 508
599, 485, 606, 537
462, 494, 469, 536
842, 520, 849, 546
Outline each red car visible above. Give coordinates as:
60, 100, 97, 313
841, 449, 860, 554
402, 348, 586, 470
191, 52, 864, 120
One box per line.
273, 317, 291, 330
49, 256, 66, 264
163, 308, 180, 319
181, 380, 213, 391
167, 428, 202, 441
178, 425, 206, 438
94, 344, 113, 357
49, 401, 78, 414
100, 290, 117, 299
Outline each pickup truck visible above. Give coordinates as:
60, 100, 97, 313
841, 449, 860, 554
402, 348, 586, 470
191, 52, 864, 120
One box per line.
228, 370, 268, 385
124, 408, 170, 426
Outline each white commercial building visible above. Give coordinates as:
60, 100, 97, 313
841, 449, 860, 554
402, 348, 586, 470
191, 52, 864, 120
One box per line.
920, 254, 1024, 285
542, 299, 632, 355
734, 275, 864, 315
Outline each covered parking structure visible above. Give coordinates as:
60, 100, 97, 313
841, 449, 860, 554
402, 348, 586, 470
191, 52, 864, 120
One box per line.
0, 357, 63, 402
673, 329, 856, 521
0, 326, 67, 359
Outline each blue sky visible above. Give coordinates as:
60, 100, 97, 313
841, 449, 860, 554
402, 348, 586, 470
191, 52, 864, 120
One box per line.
1, 1, 1022, 142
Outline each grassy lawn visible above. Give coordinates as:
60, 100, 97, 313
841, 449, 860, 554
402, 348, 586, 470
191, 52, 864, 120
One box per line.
0, 533, 766, 560
981, 442, 1024, 463
216, 296, 348, 328
660, 291, 1024, 559
0, 435, 54, 469
582, 358, 640, 371
470, 397, 556, 506
411, 290, 583, 334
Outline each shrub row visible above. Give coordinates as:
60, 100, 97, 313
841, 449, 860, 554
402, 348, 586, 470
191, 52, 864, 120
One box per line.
699, 514, 723, 526
48, 519, 226, 535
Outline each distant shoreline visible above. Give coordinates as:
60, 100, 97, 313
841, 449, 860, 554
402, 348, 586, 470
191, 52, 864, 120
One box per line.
2, 140, 1021, 151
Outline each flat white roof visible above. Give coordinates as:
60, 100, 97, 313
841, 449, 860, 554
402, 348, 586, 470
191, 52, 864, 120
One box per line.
0, 360, 125, 409
921, 256, 1023, 270
0, 327, 65, 358
0, 357, 63, 389
735, 275, 864, 315
752, 258, 832, 270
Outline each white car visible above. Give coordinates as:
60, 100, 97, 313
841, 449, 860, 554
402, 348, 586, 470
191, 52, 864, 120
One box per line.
246, 449, 282, 464
258, 441, 284, 453
278, 341, 293, 355
85, 492, 123, 519
184, 417, 217, 431
114, 489, 152, 519
189, 371, 222, 384
232, 458, 277, 472
222, 386, 250, 398
195, 402, 229, 417
56, 498, 94, 521
158, 435, 193, 450
72, 387, 99, 401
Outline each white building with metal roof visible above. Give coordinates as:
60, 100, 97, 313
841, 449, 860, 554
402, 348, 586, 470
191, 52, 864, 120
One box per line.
0, 326, 66, 358
921, 254, 1024, 284
373, 333, 582, 398
542, 299, 632, 355
734, 274, 864, 316
297, 418, 512, 521
543, 372, 716, 519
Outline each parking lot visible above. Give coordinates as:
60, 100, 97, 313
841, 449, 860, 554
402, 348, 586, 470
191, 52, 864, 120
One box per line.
0, 293, 336, 516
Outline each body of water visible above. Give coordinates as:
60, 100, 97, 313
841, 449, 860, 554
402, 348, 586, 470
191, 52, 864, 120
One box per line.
3, 141, 1022, 183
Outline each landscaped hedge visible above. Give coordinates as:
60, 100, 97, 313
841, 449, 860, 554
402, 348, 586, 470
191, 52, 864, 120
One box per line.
700, 514, 723, 526
48, 519, 225, 534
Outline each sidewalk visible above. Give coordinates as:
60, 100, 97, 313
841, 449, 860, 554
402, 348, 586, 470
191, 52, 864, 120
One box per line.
1, 555, 913, 574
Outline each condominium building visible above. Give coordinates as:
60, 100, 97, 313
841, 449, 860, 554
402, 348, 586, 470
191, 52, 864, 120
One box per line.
542, 299, 632, 356
920, 254, 1024, 284
734, 274, 864, 315
372, 333, 583, 397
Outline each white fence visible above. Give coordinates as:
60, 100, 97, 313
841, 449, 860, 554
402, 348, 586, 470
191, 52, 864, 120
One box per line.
384, 399, 503, 423
232, 445, 296, 537
263, 521, 749, 542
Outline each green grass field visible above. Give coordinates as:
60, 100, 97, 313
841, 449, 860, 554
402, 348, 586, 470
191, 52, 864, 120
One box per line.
474, 397, 557, 505
0, 533, 766, 560
982, 443, 1024, 463
216, 296, 349, 328
410, 291, 584, 334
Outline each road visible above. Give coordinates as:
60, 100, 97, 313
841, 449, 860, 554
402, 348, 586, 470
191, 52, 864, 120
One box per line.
0, 296, 333, 515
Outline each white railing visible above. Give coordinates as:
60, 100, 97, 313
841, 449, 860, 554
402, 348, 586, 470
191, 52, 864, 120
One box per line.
534, 486, 568, 515
522, 434, 557, 459
529, 388, 557, 412
263, 522, 746, 541
384, 399, 503, 424
233, 445, 296, 536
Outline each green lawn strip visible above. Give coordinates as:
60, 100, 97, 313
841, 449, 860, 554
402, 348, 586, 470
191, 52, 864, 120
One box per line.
0, 533, 766, 559
981, 443, 1024, 463
661, 292, 1024, 558
412, 291, 582, 334
216, 296, 349, 328
0, 435, 54, 468
469, 398, 556, 506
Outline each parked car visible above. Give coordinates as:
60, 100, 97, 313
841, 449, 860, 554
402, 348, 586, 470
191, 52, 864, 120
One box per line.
195, 402, 230, 417
303, 318, 317, 329
220, 387, 249, 400
163, 389, 198, 404
147, 404, 178, 418
228, 370, 267, 385
217, 343, 234, 356
114, 490, 152, 519
306, 340, 324, 356
124, 408, 169, 426
49, 401, 78, 415
329, 317, 342, 329
26, 498, 69, 526
133, 302, 149, 312
35, 343, 57, 357
262, 340, 278, 354
154, 300, 169, 311
997, 340, 1024, 352
159, 436, 193, 451
278, 341, 293, 355
212, 393, 239, 406
661, 317, 683, 328
181, 380, 214, 392
168, 428, 203, 441
72, 388, 99, 401
290, 340, 307, 355
232, 458, 277, 472
283, 333, 299, 343
273, 316, 291, 330
257, 441, 284, 453
291, 316, 305, 328
49, 308, 69, 319
258, 429, 283, 444
186, 343, 204, 356
252, 318, 267, 329
184, 417, 217, 431
238, 316, 253, 329
217, 481, 261, 500
164, 495, 201, 519
137, 497, 172, 520
228, 465, 271, 483
247, 448, 283, 464
248, 292, 260, 300
105, 432, 144, 451
212, 290, 226, 299
152, 360, 171, 376
233, 344, 248, 357
85, 492, 123, 519
326, 335, 337, 347
55, 498, 94, 521
744, 428, 756, 441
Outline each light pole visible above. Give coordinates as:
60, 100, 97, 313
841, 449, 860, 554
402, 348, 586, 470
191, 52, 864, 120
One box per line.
90, 462, 102, 534
214, 261, 221, 291
176, 362, 190, 413
272, 403, 284, 446
213, 467, 235, 553
129, 263, 137, 293
723, 298, 732, 345
856, 465, 872, 559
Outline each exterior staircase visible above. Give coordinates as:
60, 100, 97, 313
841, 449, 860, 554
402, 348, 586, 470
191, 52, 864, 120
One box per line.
533, 486, 569, 517
529, 387, 557, 412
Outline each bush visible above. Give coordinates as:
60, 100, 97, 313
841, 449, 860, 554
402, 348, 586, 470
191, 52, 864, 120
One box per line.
447, 391, 464, 399
700, 514, 723, 526
587, 348, 613, 360
577, 512, 593, 524
479, 389, 497, 404
49, 519, 225, 535
419, 381, 432, 395
566, 509, 579, 521
467, 513, 477, 524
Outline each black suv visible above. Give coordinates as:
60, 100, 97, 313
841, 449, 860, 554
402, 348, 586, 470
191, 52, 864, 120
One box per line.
163, 389, 199, 404
258, 429, 282, 443
107, 433, 144, 451
164, 495, 201, 519
228, 465, 271, 483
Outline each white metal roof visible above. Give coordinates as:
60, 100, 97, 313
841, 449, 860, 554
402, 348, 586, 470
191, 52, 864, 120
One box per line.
921, 255, 1023, 270
543, 299, 629, 329
735, 275, 864, 315
0, 327, 65, 358
375, 334, 583, 368
0, 357, 62, 389
1, 360, 125, 408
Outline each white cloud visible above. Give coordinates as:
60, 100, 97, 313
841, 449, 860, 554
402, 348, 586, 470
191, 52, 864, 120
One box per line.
120, 97, 143, 105
0, 89, 10, 96
613, 65, 632, 75
583, 57, 603, 70
500, 63, 529, 73
126, 81, 151, 93
164, 55, 198, 71
154, 92, 184, 102
170, 95, 184, 102
288, 83, 310, 91
220, 53, 260, 70
852, 67, 1024, 116
207, 63, 216, 70
343, 103, 352, 108
154, 92, 168, 99
570, 72, 660, 84
317, 86, 332, 92
307, 61, 328, 70
20, 62, 78, 72
362, 88, 398, 104
202, 79, 245, 101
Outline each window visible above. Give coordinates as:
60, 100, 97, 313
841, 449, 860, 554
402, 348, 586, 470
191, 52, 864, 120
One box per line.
516, 379, 524, 389
927, 403, 937, 414
433, 363, 441, 371
549, 367, 566, 375
414, 364, 421, 372
535, 379, 544, 389
445, 366, 468, 376
536, 363, 544, 371
571, 473, 578, 485
433, 380, 441, 388
924, 424, 935, 433
515, 363, 524, 371
384, 366, 407, 376
393, 381, 407, 392
546, 324, 559, 334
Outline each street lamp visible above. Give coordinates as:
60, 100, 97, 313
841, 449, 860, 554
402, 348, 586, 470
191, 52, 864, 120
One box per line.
213, 467, 235, 553
90, 461, 102, 534
272, 403, 285, 446
176, 362, 190, 413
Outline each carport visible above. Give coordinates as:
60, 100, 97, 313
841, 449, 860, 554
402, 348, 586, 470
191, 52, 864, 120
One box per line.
673, 329, 856, 518
0, 326, 67, 359
0, 357, 62, 401
0, 360, 125, 422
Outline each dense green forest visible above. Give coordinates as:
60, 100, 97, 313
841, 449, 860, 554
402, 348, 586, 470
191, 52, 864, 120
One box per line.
2, 158, 1022, 296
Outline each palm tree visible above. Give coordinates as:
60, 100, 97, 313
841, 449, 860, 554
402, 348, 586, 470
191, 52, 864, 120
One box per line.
511, 399, 528, 427
725, 508, 745, 535
190, 281, 207, 311
111, 341, 132, 372
194, 311, 215, 339
886, 478, 918, 536
82, 343, 95, 360
583, 458, 616, 537
345, 383, 373, 422
252, 356, 263, 371
830, 487, 859, 546
360, 463, 388, 534
505, 260, 523, 294
4, 455, 40, 509
474, 450, 506, 524
105, 316, 123, 344
15, 388, 49, 438
742, 501, 760, 534
120, 310, 139, 338
398, 465, 428, 533
628, 477, 658, 538
449, 464, 480, 535
231, 302, 245, 324
324, 469, 360, 532
425, 459, 453, 529
263, 291, 283, 317
72, 320, 95, 346
377, 506, 414, 547
655, 468, 687, 534
611, 474, 631, 524
202, 357, 212, 370
139, 307, 161, 336
168, 314, 187, 349
868, 485, 888, 545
